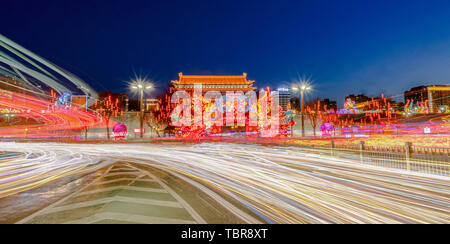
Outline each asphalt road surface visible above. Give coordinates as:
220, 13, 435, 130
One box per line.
0, 142, 449, 223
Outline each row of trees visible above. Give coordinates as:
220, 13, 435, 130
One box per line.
89, 90, 400, 139
89, 93, 170, 140
291, 95, 399, 136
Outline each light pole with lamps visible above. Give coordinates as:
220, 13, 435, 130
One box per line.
131, 79, 153, 138
292, 82, 312, 137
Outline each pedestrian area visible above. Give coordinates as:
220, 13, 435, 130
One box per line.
17, 163, 206, 224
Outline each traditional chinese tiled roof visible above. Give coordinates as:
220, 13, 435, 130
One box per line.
172, 72, 254, 85
171, 72, 256, 91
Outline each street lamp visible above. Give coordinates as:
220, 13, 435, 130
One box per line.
131, 78, 153, 138
292, 82, 312, 137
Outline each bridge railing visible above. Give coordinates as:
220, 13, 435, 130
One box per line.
291, 140, 450, 176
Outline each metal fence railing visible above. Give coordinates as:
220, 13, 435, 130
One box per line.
409, 146, 450, 175
291, 141, 450, 176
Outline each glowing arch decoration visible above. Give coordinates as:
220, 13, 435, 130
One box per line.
112, 123, 128, 139
0, 34, 97, 105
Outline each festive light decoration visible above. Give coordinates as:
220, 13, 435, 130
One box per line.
169, 85, 280, 138
0, 90, 104, 138
55, 92, 72, 109
281, 109, 294, 125
320, 122, 334, 136
112, 123, 127, 139
438, 105, 449, 113
337, 98, 361, 114
403, 99, 430, 115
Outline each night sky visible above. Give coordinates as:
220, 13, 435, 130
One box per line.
3, 0, 450, 105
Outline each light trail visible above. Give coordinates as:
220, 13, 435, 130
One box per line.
0, 142, 449, 223
0, 90, 108, 138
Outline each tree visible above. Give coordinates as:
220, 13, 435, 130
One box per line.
305, 98, 322, 136
93, 95, 122, 140
145, 111, 168, 137
154, 88, 175, 136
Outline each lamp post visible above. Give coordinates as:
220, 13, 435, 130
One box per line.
131, 80, 153, 138
292, 83, 312, 137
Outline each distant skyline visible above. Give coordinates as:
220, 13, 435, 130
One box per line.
2, 0, 450, 106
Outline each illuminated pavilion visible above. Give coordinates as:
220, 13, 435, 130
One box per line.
170, 73, 258, 133
171, 72, 256, 93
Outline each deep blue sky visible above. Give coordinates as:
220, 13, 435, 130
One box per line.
2, 0, 450, 105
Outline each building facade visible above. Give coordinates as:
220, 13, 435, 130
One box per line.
320, 98, 337, 111
345, 94, 371, 104
404, 85, 450, 113
277, 88, 291, 111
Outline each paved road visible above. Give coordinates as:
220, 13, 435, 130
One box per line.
16, 162, 205, 224
0, 142, 449, 223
